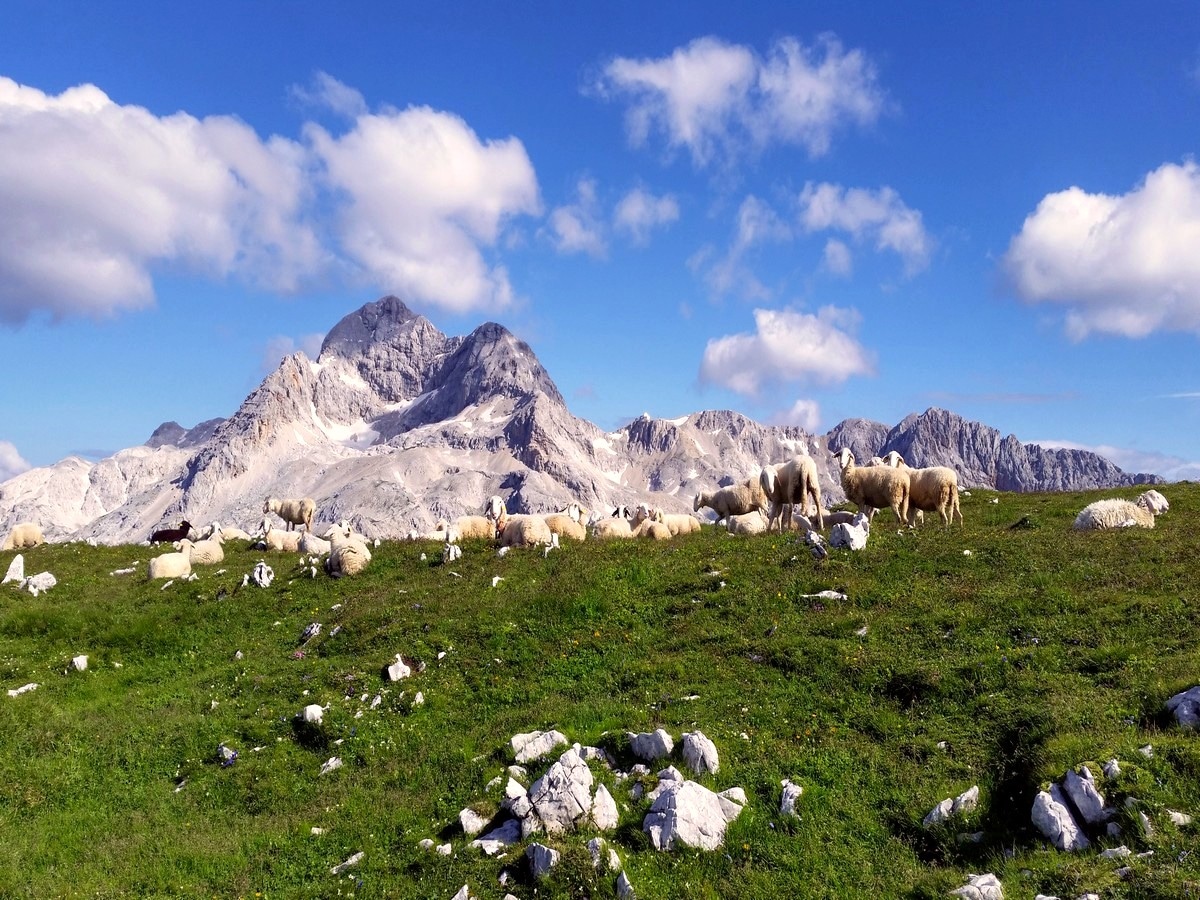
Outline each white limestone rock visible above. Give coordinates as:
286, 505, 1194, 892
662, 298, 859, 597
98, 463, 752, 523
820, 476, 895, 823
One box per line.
22, 572, 56, 596
647, 766, 685, 801
681, 730, 719, 775
950, 872, 1003, 900
385, 654, 411, 682
1102, 758, 1120, 779
70, 654, 88, 672
830, 520, 868, 550
302, 704, 325, 725
2, 554, 23, 584
629, 728, 674, 761
586, 837, 621, 872
526, 842, 560, 879
330, 851, 363, 875
1062, 767, 1106, 825
616, 870, 636, 899
511, 729, 568, 764
470, 818, 521, 856
528, 747, 593, 834
591, 783, 619, 830
6, 682, 38, 698
459, 808, 490, 837
780, 779, 804, 817
1031, 785, 1089, 851
450, 886, 470, 900
924, 785, 980, 827
643, 779, 743, 851
1166, 685, 1200, 729
1168, 809, 1193, 826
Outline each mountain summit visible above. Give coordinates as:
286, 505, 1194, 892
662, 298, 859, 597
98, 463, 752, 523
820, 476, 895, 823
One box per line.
0, 296, 1162, 543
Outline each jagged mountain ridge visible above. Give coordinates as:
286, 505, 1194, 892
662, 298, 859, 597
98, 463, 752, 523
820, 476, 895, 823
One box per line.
0, 296, 1162, 544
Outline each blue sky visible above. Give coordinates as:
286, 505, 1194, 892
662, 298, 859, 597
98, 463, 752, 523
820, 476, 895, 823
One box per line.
2, 1, 1199, 482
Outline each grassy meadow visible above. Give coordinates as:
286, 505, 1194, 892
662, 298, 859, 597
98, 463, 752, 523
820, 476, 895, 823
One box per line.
1, 484, 1198, 899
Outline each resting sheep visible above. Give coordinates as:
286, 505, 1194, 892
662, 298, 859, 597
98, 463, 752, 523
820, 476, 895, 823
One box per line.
881, 451, 962, 527
590, 505, 634, 539
259, 521, 302, 553
694, 477, 768, 529
263, 497, 316, 532
150, 520, 193, 544
2, 522, 44, 551
149, 540, 193, 579
652, 508, 702, 536
725, 510, 769, 535
833, 448, 910, 525
449, 515, 498, 542
187, 529, 225, 566
760, 456, 824, 533
1073, 492, 1167, 531
543, 513, 587, 542
495, 507, 555, 548
299, 529, 333, 556
632, 518, 672, 540
325, 524, 372, 577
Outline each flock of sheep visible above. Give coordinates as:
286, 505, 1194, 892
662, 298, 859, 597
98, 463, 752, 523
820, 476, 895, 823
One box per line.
0, 451, 1173, 575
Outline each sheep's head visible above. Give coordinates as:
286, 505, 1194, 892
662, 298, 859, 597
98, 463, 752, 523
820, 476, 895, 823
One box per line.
759, 465, 777, 496
1136, 490, 1169, 515
882, 451, 905, 468
262, 499, 273, 514
833, 448, 854, 470
484, 495, 505, 521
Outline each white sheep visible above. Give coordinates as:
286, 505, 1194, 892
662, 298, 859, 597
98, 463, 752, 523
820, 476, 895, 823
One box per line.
833, 448, 910, 525
791, 509, 862, 533
590, 505, 634, 539
760, 455, 824, 533
149, 540, 194, 579
1137, 489, 1170, 515
694, 477, 768, 529
220, 523, 255, 542
632, 518, 672, 540
494, 508, 554, 548
263, 496, 316, 532
725, 510, 769, 535
448, 515, 498, 542
2, 522, 44, 552
543, 513, 587, 542
299, 530, 332, 556
652, 508, 702, 536
1072, 492, 1166, 531
325, 524, 372, 577
259, 520, 302, 553
187, 529, 225, 566
881, 451, 963, 527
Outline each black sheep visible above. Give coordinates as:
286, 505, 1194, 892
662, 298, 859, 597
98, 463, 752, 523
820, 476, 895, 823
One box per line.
149, 520, 192, 544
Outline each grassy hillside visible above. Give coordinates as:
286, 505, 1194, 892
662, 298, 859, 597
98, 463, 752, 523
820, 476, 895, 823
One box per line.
1, 485, 1198, 899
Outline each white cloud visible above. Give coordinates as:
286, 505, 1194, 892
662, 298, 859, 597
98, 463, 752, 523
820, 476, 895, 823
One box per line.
547, 177, 606, 257
596, 34, 885, 167
699, 305, 874, 395
308, 104, 540, 313
1003, 160, 1200, 339
262, 333, 326, 372
822, 238, 852, 276
290, 71, 368, 118
700, 195, 791, 298
798, 182, 932, 275
769, 398, 821, 432
0, 440, 31, 483
0, 77, 323, 325
614, 186, 680, 244
1032, 438, 1200, 483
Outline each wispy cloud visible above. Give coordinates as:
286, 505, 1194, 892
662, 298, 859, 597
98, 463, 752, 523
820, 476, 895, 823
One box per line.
1031, 438, 1200, 482
1003, 159, 1200, 339
768, 398, 821, 432
595, 34, 886, 168
0, 440, 30, 482
694, 195, 791, 299
546, 177, 606, 257
699, 305, 874, 395
798, 182, 933, 275
290, 71, 367, 119
613, 186, 679, 245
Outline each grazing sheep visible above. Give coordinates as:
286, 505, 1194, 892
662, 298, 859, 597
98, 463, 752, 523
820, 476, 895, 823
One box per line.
882, 451, 963, 527
149, 540, 193, 579
833, 448, 910, 525
187, 529, 225, 566
694, 477, 768, 529
1073, 492, 1166, 531
726, 510, 769, 535
150, 520, 193, 544
2, 522, 44, 551
652, 508, 702, 536
495, 508, 555, 548
325, 525, 372, 577
263, 497, 316, 532
760, 455, 824, 533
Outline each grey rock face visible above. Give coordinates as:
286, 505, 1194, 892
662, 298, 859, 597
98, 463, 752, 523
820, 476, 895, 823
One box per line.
1166, 685, 1200, 728
681, 731, 719, 775
629, 729, 675, 762
1031, 784, 1090, 851
528, 747, 594, 834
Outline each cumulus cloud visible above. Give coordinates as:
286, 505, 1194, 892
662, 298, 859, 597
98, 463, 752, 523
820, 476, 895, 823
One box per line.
262, 333, 326, 372
614, 186, 680, 244
768, 398, 821, 432
547, 177, 606, 257
595, 34, 885, 167
699, 305, 874, 395
798, 182, 932, 275
822, 238, 852, 276
0, 77, 324, 325
308, 104, 540, 313
1032, 438, 1200, 483
0, 440, 31, 483
1003, 160, 1200, 339
697, 195, 791, 299
290, 71, 368, 119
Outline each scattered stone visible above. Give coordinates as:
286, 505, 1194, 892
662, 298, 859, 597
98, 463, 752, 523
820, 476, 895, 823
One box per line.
413, 692, 425, 706
251, 561, 274, 587
529, 747, 594, 833
1102, 758, 1120, 779
830, 520, 868, 550
459, 808, 490, 837
450, 886, 469, 900
1166, 685, 1200, 728
70, 655, 88, 672
1168, 809, 1194, 826
718, 787, 747, 822
418, 838, 434, 851
616, 870, 636, 899
22, 572, 56, 596
950, 872, 1003, 900
471, 818, 521, 855
681, 730, 719, 774
643, 778, 744, 851
1101, 846, 1131, 859
319, 756, 343, 776
806, 531, 829, 560
510, 729, 568, 764
329, 851, 363, 875
854, 625, 869, 637
7, 682, 38, 698
526, 842, 560, 879
1138, 810, 1152, 836
442, 543, 462, 563
780, 779, 804, 817
1137, 744, 1153, 759
436, 843, 452, 856
2, 554, 23, 584
924, 785, 980, 827
311, 827, 325, 835
1031, 784, 1089, 851
1062, 768, 1106, 825
958, 832, 985, 843
384, 654, 411, 682
302, 704, 325, 725
628, 728, 674, 761
586, 837, 621, 872
216, 743, 238, 767
591, 783, 619, 830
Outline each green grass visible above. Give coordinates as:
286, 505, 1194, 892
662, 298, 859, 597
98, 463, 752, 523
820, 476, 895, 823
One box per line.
1, 485, 1199, 899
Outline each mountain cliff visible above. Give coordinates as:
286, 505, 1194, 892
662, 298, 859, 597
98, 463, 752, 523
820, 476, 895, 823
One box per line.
0, 296, 1163, 544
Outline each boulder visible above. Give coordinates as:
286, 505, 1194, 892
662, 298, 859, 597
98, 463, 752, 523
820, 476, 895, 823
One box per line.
2, 554, 23, 584
511, 729, 568, 764
1031, 784, 1089, 851
950, 873, 1003, 900
924, 785, 980, 827
528, 747, 593, 834
591, 783, 619, 830
1166, 685, 1200, 729
629, 728, 674, 761
681, 730, 719, 774
526, 843, 560, 879
780, 779, 804, 817
1062, 767, 1106, 825
643, 779, 744, 851
470, 818, 521, 856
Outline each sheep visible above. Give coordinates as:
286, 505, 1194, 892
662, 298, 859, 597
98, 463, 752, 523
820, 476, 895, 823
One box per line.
693, 477, 768, 529
187, 529, 225, 566
760, 455, 824, 533
325, 524, 372, 577
259, 520, 302, 553
632, 518, 672, 540
881, 451, 963, 527
493, 507, 555, 548
1073, 491, 1167, 531
543, 513, 587, 542
148, 540, 194, 579
263, 497, 316, 532
299, 530, 332, 556
833, 448, 910, 525
791, 509, 862, 533
448, 515, 498, 542
652, 508, 702, 536
2, 522, 44, 552
590, 505, 634, 539
150, 520, 193, 544
726, 510, 769, 535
